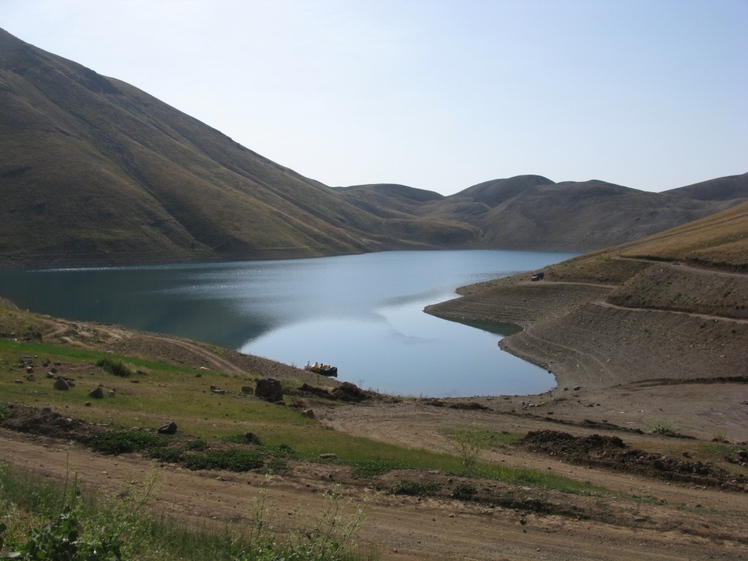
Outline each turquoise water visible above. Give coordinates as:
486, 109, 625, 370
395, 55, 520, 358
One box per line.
0, 250, 576, 396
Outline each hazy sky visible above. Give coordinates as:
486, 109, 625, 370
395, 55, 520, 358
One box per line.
2, 0, 746, 195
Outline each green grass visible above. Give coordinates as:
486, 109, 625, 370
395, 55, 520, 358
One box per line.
0, 462, 374, 561
0, 336, 607, 497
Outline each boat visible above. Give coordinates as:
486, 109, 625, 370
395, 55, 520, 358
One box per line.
304, 361, 338, 377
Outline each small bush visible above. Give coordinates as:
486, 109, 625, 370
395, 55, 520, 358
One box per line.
183, 449, 265, 472
96, 357, 133, 377
147, 446, 186, 464
649, 418, 677, 436
86, 430, 168, 455
224, 432, 262, 445
391, 480, 442, 496
184, 438, 209, 451
351, 459, 400, 479
451, 482, 478, 501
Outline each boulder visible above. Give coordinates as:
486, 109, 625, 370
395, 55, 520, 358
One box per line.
255, 378, 283, 403
88, 386, 105, 399
157, 420, 177, 435
53, 377, 70, 391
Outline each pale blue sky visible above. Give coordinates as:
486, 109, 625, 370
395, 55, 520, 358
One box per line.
2, 0, 746, 194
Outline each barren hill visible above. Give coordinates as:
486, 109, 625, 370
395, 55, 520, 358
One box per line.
340, 174, 747, 252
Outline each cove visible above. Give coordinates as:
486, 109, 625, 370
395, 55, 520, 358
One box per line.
0, 250, 576, 397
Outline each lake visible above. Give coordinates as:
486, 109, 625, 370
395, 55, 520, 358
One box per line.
0, 250, 576, 397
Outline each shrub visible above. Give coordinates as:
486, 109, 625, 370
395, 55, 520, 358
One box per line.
96, 357, 133, 377
182, 449, 265, 472
86, 430, 168, 455
649, 418, 677, 436
391, 480, 442, 496
450, 428, 489, 472
451, 482, 478, 501
351, 459, 400, 479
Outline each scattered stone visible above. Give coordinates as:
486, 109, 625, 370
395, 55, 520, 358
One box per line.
157, 420, 177, 435
241, 386, 254, 395
302, 408, 316, 419
46, 372, 55, 379
25, 374, 35, 382
107, 390, 116, 397
14, 380, 23, 384
53, 377, 70, 391
255, 378, 283, 403
88, 386, 105, 399
85, 402, 91, 407
320, 453, 337, 460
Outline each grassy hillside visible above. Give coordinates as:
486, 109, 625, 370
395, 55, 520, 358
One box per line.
0, 29, 479, 266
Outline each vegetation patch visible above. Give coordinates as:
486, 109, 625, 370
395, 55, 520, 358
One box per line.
96, 357, 134, 377
86, 429, 168, 455
182, 449, 265, 472
391, 480, 443, 497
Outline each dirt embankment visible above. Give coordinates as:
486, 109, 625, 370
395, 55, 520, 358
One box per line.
425, 260, 748, 443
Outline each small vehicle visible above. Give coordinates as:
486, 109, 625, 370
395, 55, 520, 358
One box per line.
304, 362, 338, 377
531, 271, 545, 281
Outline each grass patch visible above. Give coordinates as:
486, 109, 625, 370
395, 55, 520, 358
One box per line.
86, 429, 168, 455
391, 480, 443, 496
0, 463, 373, 560
96, 356, 134, 377
182, 449, 265, 472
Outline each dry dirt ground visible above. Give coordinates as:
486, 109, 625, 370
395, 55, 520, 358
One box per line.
1, 271, 748, 560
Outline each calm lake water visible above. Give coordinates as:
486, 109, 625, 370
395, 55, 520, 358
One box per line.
0, 250, 576, 397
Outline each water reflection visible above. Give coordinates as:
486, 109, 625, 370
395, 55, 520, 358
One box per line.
0, 250, 576, 396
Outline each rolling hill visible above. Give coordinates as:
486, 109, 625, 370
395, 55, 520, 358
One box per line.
1, 27, 745, 267
0, 28, 475, 266
339, 174, 747, 251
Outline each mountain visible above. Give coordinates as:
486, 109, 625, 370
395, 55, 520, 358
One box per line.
0, 28, 474, 266
339, 175, 745, 251
1, 28, 744, 267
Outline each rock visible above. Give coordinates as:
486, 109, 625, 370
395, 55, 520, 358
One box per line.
26, 374, 35, 381
157, 420, 177, 435
53, 377, 70, 391
320, 453, 337, 460
331, 382, 367, 403
302, 408, 316, 419
255, 378, 283, 403
46, 372, 55, 379
107, 390, 116, 397
88, 386, 105, 399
